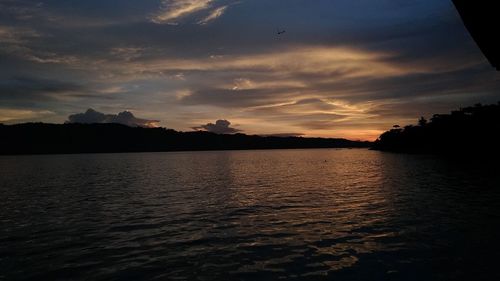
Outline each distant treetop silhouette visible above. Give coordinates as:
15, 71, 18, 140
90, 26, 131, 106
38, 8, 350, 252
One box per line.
373, 102, 500, 154
0, 123, 370, 155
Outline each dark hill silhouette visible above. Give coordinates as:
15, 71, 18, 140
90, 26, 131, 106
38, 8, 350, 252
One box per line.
372, 102, 500, 154
0, 123, 371, 155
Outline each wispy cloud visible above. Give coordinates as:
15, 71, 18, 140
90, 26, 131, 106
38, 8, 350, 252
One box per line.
0, 25, 39, 43
198, 5, 228, 25
0, 108, 54, 123
119, 46, 409, 79
151, 0, 230, 25
0, 25, 81, 65
151, 0, 213, 24
110, 47, 146, 61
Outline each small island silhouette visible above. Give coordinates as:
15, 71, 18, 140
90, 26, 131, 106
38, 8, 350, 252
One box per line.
372, 102, 500, 155
0, 123, 371, 155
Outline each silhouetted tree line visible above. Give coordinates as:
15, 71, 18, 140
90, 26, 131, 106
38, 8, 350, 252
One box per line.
0, 123, 371, 155
372, 102, 500, 154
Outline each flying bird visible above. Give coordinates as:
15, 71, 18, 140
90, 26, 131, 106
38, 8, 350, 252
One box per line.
277, 29, 286, 35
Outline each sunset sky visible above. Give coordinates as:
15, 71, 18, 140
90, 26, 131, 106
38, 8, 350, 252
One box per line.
1, 0, 499, 140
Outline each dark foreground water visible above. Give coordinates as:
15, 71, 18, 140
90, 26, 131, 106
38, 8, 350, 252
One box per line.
1, 149, 500, 281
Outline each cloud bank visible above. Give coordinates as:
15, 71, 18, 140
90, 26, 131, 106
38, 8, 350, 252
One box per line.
67, 109, 160, 128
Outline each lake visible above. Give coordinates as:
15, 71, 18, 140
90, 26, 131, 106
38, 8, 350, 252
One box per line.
1, 149, 500, 280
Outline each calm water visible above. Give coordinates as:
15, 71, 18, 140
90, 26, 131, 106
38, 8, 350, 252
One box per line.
1, 149, 500, 280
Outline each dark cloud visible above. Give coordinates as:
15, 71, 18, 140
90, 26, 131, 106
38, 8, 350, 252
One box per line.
179, 88, 298, 108
0, 0, 44, 21
310, 65, 500, 103
192, 119, 241, 134
0, 77, 83, 101
67, 108, 159, 128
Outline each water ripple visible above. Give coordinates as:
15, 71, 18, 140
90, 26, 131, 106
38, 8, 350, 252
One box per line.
1, 149, 500, 280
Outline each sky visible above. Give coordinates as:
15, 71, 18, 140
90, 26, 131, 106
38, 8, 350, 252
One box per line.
1, 0, 499, 140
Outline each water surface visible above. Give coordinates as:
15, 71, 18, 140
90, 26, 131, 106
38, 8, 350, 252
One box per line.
1, 149, 500, 280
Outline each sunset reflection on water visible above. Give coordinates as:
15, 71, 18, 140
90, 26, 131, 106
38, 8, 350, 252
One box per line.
1, 149, 500, 280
